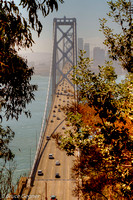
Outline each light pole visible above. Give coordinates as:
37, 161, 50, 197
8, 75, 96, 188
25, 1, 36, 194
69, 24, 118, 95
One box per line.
30, 147, 31, 172
36, 131, 37, 151
45, 182, 48, 200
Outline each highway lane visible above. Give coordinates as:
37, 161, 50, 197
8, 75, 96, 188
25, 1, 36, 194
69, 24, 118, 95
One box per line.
28, 67, 77, 200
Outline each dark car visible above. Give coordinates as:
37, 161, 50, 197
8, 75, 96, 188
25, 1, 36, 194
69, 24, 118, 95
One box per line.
46, 136, 50, 140
51, 195, 57, 200
55, 173, 60, 178
49, 154, 54, 159
38, 170, 43, 176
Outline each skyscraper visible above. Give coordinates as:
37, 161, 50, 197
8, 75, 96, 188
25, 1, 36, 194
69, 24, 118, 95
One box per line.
78, 38, 83, 52
93, 47, 105, 67
84, 43, 90, 58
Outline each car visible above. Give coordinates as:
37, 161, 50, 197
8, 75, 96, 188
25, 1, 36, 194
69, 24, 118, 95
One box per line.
55, 160, 60, 166
38, 170, 43, 176
46, 136, 50, 140
49, 154, 54, 159
51, 195, 57, 200
55, 172, 60, 178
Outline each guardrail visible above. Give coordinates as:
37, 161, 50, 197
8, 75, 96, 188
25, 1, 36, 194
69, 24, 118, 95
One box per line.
28, 52, 54, 186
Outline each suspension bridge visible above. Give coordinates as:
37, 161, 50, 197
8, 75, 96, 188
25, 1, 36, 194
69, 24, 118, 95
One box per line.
21, 17, 77, 200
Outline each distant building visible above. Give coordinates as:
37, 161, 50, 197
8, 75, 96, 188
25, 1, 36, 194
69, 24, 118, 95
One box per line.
93, 47, 105, 67
78, 38, 84, 61
106, 52, 126, 75
84, 43, 90, 58
78, 38, 83, 52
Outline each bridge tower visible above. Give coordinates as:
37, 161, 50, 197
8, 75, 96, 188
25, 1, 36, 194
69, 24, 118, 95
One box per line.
52, 16, 77, 96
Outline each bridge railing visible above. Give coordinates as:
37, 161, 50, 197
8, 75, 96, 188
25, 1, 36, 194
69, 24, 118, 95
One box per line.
28, 47, 55, 186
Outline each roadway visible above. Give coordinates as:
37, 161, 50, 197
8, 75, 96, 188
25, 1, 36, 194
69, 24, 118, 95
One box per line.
27, 66, 77, 200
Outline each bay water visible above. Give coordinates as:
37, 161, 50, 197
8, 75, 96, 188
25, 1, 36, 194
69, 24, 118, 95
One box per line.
1, 75, 49, 185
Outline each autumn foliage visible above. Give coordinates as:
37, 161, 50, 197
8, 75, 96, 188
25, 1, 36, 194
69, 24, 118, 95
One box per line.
55, 57, 133, 200
79, 103, 133, 136
72, 103, 133, 199
78, 104, 102, 128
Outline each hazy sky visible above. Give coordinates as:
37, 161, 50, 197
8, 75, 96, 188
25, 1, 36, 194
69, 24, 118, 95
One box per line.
20, 0, 111, 55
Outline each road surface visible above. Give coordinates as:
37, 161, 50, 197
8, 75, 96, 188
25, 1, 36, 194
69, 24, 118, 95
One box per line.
27, 66, 77, 200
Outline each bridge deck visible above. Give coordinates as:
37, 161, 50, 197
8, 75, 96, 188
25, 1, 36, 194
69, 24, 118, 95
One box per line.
27, 66, 77, 200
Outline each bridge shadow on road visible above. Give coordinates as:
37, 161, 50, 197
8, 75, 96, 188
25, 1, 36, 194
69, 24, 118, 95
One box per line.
30, 118, 66, 186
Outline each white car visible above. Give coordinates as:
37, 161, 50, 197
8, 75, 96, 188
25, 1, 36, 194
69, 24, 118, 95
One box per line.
55, 160, 60, 166
49, 154, 54, 159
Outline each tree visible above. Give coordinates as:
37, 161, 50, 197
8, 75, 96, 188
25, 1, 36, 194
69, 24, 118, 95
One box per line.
0, 124, 16, 199
53, 51, 133, 199
100, 0, 133, 73
0, 0, 64, 120
0, 161, 16, 200
0, 0, 64, 197
19, 0, 64, 36
0, 0, 64, 153
0, 125, 15, 161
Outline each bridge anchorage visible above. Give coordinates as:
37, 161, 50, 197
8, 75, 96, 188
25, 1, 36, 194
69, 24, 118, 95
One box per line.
52, 16, 77, 96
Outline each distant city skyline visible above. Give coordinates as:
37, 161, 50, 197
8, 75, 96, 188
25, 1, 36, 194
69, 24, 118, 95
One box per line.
78, 37, 105, 60
19, 0, 115, 55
